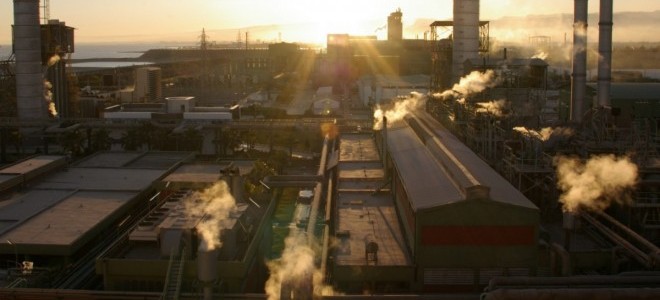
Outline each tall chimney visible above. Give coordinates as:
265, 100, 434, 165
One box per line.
597, 0, 613, 108
13, 0, 46, 120
570, 0, 588, 123
452, 0, 480, 84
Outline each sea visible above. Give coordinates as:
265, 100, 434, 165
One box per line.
2, 42, 660, 78
0, 41, 196, 68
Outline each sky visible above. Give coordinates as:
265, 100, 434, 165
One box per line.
1, 0, 659, 44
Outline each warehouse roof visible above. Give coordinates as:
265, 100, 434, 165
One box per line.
386, 116, 538, 211
0, 155, 63, 174
0, 151, 193, 256
335, 192, 411, 267
339, 134, 381, 162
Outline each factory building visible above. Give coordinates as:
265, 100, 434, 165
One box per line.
131, 67, 163, 103
0, 152, 193, 279
96, 161, 273, 295
331, 114, 541, 293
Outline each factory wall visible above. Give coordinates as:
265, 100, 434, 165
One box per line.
414, 201, 539, 291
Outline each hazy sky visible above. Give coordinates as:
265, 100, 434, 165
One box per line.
1, 0, 659, 44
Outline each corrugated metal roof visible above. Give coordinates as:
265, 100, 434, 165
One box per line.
387, 124, 464, 210
386, 117, 538, 211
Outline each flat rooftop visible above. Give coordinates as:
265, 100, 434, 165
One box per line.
338, 161, 385, 181
339, 134, 381, 162
0, 155, 63, 174
334, 192, 412, 267
0, 151, 193, 256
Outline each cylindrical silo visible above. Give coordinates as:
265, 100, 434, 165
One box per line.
570, 0, 588, 123
13, 0, 46, 120
452, 0, 480, 84
597, 0, 613, 107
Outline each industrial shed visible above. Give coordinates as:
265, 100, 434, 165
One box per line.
384, 115, 540, 292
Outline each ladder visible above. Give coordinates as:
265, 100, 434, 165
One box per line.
162, 247, 186, 300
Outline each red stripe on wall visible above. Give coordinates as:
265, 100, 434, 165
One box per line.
421, 226, 535, 246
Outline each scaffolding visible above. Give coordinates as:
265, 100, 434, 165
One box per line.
429, 20, 489, 93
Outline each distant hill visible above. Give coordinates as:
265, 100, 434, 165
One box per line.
405, 10, 660, 43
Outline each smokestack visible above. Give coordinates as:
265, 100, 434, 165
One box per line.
452, 0, 480, 84
382, 116, 388, 171
570, 0, 588, 123
597, 0, 613, 108
197, 240, 219, 300
13, 0, 46, 119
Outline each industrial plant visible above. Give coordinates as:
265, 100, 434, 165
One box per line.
1, 0, 660, 299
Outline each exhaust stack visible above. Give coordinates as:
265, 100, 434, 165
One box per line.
570, 0, 588, 123
597, 0, 613, 108
13, 0, 46, 119
452, 0, 480, 84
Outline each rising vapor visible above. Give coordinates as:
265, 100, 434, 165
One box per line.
265, 232, 337, 300
475, 99, 508, 117
184, 181, 237, 250
43, 80, 58, 117
555, 155, 638, 213
513, 126, 574, 141
433, 70, 500, 101
373, 92, 426, 130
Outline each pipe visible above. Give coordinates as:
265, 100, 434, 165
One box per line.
484, 288, 660, 300
597, 0, 613, 107
487, 275, 660, 292
570, 0, 588, 123
13, 0, 46, 120
550, 243, 571, 277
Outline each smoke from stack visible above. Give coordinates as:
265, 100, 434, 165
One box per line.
184, 181, 237, 250
531, 51, 549, 60
513, 126, 575, 141
433, 70, 500, 101
555, 154, 638, 213
265, 232, 337, 300
475, 99, 508, 117
43, 80, 57, 117
373, 92, 426, 130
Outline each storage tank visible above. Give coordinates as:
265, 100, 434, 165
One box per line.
452, 0, 480, 84
13, 0, 46, 119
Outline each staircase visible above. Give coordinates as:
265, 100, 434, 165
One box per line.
162, 247, 186, 300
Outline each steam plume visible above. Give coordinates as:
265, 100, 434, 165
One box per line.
532, 51, 549, 60
513, 126, 574, 141
184, 181, 237, 250
265, 232, 337, 300
475, 99, 508, 117
373, 92, 426, 130
555, 155, 638, 213
47, 54, 61, 67
433, 70, 500, 101
43, 80, 58, 117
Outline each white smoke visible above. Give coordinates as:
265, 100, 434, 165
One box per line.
532, 51, 549, 60
43, 80, 58, 117
184, 181, 237, 250
265, 232, 337, 300
513, 126, 574, 141
433, 70, 500, 101
555, 155, 638, 213
47, 54, 61, 67
475, 99, 508, 117
373, 92, 426, 130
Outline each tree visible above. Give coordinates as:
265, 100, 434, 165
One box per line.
58, 129, 84, 157
90, 128, 112, 152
